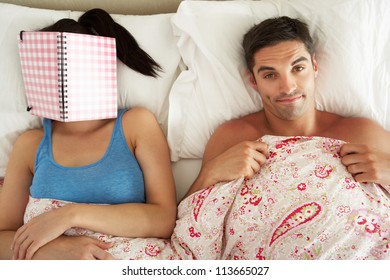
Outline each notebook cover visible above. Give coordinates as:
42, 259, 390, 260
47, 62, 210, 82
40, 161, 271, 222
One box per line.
18, 31, 118, 122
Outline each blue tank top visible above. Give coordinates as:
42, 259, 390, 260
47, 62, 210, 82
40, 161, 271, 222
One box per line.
30, 109, 145, 204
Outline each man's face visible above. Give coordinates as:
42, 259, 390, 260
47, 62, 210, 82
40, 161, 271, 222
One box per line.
250, 40, 318, 121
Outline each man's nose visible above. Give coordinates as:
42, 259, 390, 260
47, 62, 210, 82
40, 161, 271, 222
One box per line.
279, 75, 297, 95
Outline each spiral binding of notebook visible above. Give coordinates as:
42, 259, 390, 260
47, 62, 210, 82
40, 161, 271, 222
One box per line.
58, 34, 68, 121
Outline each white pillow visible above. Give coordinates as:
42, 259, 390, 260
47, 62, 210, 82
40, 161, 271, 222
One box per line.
0, 3, 181, 176
168, 0, 390, 161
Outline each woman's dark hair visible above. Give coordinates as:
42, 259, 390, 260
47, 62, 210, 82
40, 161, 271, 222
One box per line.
243, 16, 314, 73
41, 8, 162, 77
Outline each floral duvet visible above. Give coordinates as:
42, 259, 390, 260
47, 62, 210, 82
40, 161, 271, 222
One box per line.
25, 136, 390, 259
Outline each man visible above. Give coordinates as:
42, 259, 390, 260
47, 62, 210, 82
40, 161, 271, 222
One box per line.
185, 16, 390, 197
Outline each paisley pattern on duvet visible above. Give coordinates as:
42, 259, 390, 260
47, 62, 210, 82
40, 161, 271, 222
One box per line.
24, 136, 390, 259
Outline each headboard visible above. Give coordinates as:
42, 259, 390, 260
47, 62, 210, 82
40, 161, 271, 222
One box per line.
0, 0, 182, 15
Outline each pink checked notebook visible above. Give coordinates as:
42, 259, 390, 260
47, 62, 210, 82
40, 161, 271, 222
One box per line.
18, 31, 118, 122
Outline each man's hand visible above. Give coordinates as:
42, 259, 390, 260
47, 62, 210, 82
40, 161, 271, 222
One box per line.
32, 235, 115, 260
340, 143, 390, 186
203, 140, 269, 185
184, 140, 268, 199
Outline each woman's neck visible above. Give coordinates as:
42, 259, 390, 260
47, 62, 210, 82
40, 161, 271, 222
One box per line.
52, 119, 113, 136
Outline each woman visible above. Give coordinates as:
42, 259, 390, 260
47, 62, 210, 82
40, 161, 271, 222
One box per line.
0, 9, 176, 260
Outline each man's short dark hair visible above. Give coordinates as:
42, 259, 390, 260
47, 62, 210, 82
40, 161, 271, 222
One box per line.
243, 16, 314, 73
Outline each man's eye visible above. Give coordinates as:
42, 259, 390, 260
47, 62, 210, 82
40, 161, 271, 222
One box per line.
295, 66, 305, 72
264, 73, 275, 79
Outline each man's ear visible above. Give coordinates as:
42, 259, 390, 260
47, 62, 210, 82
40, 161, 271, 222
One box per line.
312, 54, 319, 78
249, 71, 258, 90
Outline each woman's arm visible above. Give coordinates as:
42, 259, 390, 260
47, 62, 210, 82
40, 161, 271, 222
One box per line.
0, 130, 39, 259
32, 236, 115, 260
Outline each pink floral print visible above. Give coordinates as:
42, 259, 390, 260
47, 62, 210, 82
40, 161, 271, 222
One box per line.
24, 136, 390, 259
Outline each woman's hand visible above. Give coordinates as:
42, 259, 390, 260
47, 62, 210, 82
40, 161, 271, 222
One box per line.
32, 236, 115, 260
12, 205, 73, 260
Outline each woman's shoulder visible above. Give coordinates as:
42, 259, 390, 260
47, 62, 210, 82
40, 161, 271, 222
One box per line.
121, 107, 162, 140
10, 128, 44, 170
122, 107, 158, 124
16, 128, 44, 146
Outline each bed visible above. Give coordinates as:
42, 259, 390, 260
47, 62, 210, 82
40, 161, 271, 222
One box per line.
0, 0, 389, 259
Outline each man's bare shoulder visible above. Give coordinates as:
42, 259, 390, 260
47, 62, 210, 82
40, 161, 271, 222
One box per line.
331, 116, 389, 146
216, 112, 263, 138
204, 112, 264, 161
335, 116, 383, 133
